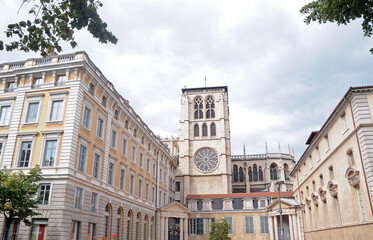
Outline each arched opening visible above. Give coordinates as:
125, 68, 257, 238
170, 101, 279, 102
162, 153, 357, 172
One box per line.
127, 210, 133, 240
136, 213, 141, 240
194, 124, 199, 137
144, 215, 148, 240
259, 167, 263, 181
104, 204, 112, 236
239, 167, 244, 182
284, 163, 290, 181
202, 124, 208, 136
206, 96, 215, 119
253, 164, 258, 181
117, 207, 123, 239
233, 165, 238, 182
151, 216, 154, 240
211, 123, 216, 136
270, 163, 278, 180
194, 97, 203, 119
248, 167, 253, 181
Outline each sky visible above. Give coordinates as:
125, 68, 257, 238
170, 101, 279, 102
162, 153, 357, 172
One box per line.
0, 0, 372, 159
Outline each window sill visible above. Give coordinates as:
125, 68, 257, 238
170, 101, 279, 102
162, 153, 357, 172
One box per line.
0, 125, 9, 128
22, 122, 39, 127
81, 125, 91, 132
46, 120, 63, 125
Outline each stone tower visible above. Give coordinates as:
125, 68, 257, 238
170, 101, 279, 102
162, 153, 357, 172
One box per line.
178, 86, 232, 203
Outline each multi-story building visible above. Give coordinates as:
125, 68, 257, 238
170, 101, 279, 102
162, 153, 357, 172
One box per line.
0, 52, 177, 240
290, 86, 373, 240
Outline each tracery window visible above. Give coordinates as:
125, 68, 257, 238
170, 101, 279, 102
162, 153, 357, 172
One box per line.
202, 124, 208, 136
211, 123, 216, 136
270, 163, 278, 180
205, 96, 215, 119
194, 97, 203, 119
239, 167, 244, 182
253, 164, 258, 181
194, 124, 199, 137
248, 167, 253, 181
259, 167, 263, 181
233, 165, 238, 182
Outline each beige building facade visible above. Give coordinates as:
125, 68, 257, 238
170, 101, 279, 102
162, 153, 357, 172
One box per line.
290, 86, 373, 240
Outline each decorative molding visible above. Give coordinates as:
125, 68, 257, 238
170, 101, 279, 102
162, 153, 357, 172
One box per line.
327, 181, 338, 198
345, 167, 360, 188
318, 187, 327, 202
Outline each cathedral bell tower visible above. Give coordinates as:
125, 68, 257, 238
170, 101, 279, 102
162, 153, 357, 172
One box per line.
178, 86, 232, 202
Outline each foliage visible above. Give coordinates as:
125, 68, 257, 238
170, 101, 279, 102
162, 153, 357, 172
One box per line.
0, 0, 118, 57
300, 0, 373, 53
209, 219, 231, 240
93, 234, 117, 240
0, 166, 43, 240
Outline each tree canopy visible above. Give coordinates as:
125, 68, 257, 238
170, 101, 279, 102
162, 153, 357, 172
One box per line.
300, 0, 373, 53
0, 166, 43, 240
209, 219, 231, 240
0, 0, 118, 57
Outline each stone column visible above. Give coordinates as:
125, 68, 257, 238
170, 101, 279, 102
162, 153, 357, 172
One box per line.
268, 216, 274, 240
165, 217, 169, 240
292, 214, 298, 240
297, 214, 302, 240
180, 218, 184, 240
184, 218, 188, 240
160, 217, 164, 240
289, 214, 294, 240
274, 216, 278, 240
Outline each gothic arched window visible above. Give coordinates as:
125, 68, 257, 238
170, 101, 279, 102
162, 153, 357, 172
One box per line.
259, 167, 263, 181
202, 124, 208, 136
206, 96, 215, 119
233, 165, 238, 182
239, 167, 244, 182
253, 164, 258, 181
284, 163, 290, 181
248, 167, 253, 181
194, 124, 199, 137
270, 163, 278, 180
194, 97, 203, 119
211, 123, 216, 136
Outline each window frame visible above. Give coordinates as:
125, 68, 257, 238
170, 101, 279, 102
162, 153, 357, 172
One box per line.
38, 182, 52, 205
0, 100, 13, 127
40, 133, 61, 167
110, 127, 118, 150
245, 216, 254, 234
108, 161, 115, 185
131, 144, 137, 163
121, 134, 128, 157
74, 187, 83, 209
91, 192, 98, 212
16, 135, 36, 168
119, 166, 126, 190
260, 216, 269, 234
81, 101, 93, 130
224, 216, 233, 234
77, 140, 88, 172
96, 113, 105, 139
92, 150, 102, 179
55, 74, 67, 86
47, 94, 67, 123
139, 151, 144, 169
23, 96, 42, 124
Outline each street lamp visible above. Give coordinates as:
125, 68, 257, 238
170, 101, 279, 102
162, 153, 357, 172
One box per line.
275, 180, 285, 240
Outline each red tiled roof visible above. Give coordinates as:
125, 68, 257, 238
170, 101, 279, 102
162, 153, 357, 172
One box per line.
186, 191, 294, 199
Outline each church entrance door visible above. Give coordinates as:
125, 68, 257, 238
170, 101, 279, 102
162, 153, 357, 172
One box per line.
168, 217, 180, 240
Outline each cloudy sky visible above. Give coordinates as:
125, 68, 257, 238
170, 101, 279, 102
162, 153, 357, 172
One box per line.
0, 0, 372, 158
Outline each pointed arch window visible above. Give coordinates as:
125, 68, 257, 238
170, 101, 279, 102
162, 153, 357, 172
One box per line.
104, 204, 112, 236
239, 167, 244, 182
270, 164, 278, 180
211, 123, 216, 136
248, 167, 253, 181
194, 124, 199, 137
233, 165, 238, 182
259, 167, 263, 181
202, 124, 208, 136
194, 97, 203, 119
253, 164, 258, 181
206, 96, 215, 119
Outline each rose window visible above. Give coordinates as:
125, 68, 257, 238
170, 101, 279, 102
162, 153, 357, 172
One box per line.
194, 148, 219, 172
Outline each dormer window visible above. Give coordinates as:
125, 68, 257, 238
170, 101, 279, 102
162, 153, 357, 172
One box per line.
55, 75, 66, 86
32, 77, 42, 89
222, 199, 233, 210
5, 82, 15, 92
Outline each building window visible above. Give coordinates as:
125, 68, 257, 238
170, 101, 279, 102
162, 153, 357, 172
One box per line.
139, 152, 144, 168
176, 182, 180, 192
146, 158, 150, 172
244, 200, 253, 209
101, 96, 107, 107
49, 99, 64, 122
114, 110, 118, 120
319, 174, 324, 186
82, 106, 92, 129
122, 137, 128, 156
42, 140, 57, 167
18, 141, 32, 167
270, 163, 278, 180
92, 153, 101, 178
77, 144, 87, 172
248, 167, 252, 181
329, 166, 334, 179
117, 209, 122, 239
91, 192, 98, 212
316, 147, 321, 160
56, 75, 66, 86
259, 199, 267, 208
120, 168, 126, 190
0, 105, 11, 125
104, 206, 110, 236
32, 77, 42, 88
194, 97, 203, 119
211, 123, 216, 136
194, 124, 199, 137
25, 102, 40, 123
89, 83, 95, 95
259, 167, 264, 181
260, 216, 269, 233
131, 145, 136, 163
111, 129, 117, 149
347, 150, 355, 166
136, 214, 140, 240
245, 216, 254, 234
312, 181, 316, 191
6, 82, 15, 92
152, 186, 156, 203
127, 211, 132, 240
160, 169, 162, 182
141, 136, 144, 145
189, 219, 197, 234
74, 187, 83, 209
96, 117, 104, 138
88, 223, 96, 240
108, 162, 115, 185
325, 135, 330, 150
30, 219, 48, 240
145, 183, 149, 201
133, 128, 137, 138
202, 123, 208, 136
206, 96, 215, 119
153, 163, 156, 177
138, 178, 143, 198
38, 183, 51, 205
224, 217, 233, 234
239, 167, 244, 182
196, 218, 204, 235
341, 113, 348, 131
253, 164, 258, 181
130, 174, 135, 195
124, 120, 129, 129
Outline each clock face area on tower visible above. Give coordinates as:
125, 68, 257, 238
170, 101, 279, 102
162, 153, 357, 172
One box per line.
194, 148, 219, 173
